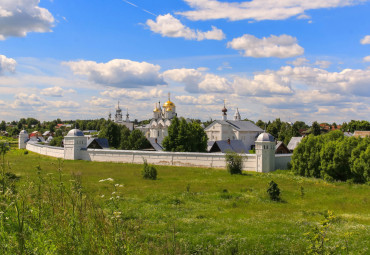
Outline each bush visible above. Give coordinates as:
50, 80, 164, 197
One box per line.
267, 181, 281, 201
225, 151, 243, 175
142, 159, 157, 180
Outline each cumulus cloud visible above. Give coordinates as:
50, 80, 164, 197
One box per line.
12, 93, 45, 108
233, 73, 294, 97
101, 88, 163, 100
360, 35, 370, 45
163, 68, 230, 93
40, 86, 76, 97
87, 97, 112, 108
49, 101, 80, 108
0, 0, 54, 40
63, 59, 166, 88
314, 60, 331, 69
175, 94, 218, 105
363, 56, 370, 62
287, 57, 310, 66
0, 55, 16, 74
178, 0, 364, 21
146, 14, 225, 41
227, 34, 304, 58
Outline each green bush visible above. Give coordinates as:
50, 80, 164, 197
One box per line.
267, 180, 281, 201
142, 159, 157, 180
225, 151, 243, 175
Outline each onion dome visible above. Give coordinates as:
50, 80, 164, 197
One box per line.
166, 107, 173, 112
153, 103, 160, 112
256, 132, 275, 142
163, 92, 175, 108
222, 105, 227, 113
66, 129, 84, 137
19, 130, 28, 135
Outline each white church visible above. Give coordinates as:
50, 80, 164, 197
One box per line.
136, 93, 177, 140
112, 102, 134, 131
204, 102, 264, 151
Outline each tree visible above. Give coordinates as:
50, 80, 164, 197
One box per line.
0, 121, 6, 131
267, 181, 281, 201
162, 117, 208, 152
126, 130, 150, 150
256, 120, 266, 130
350, 138, 370, 183
98, 122, 121, 148
311, 121, 321, 136
225, 151, 243, 174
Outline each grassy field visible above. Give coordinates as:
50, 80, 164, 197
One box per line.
1, 149, 370, 254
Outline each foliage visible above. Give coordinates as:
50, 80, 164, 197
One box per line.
341, 120, 370, 133
142, 159, 157, 180
1, 151, 369, 254
99, 122, 150, 150
162, 117, 208, 152
311, 121, 321, 136
49, 136, 64, 147
267, 180, 281, 201
225, 151, 243, 175
292, 131, 370, 183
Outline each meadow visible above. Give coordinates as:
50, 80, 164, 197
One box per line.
1, 149, 369, 254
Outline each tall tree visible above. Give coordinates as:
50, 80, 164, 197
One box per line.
311, 121, 321, 136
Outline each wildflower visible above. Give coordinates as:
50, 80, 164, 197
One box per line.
116, 196, 120, 199
100, 195, 105, 198
106, 178, 114, 182
112, 191, 116, 195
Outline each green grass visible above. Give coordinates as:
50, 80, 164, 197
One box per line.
2, 149, 370, 254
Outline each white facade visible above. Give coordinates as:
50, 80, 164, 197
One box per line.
205, 106, 263, 151
255, 132, 276, 173
18, 130, 28, 149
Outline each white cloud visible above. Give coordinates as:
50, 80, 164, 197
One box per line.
163, 68, 230, 93
314, 60, 331, 69
0, 55, 16, 74
360, 35, 370, 45
87, 97, 112, 108
363, 56, 370, 62
101, 88, 163, 100
227, 34, 304, 58
178, 0, 364, 21
198, 74, 230, 92
146, 14, 225, 41
0, 0, 54, 40
40, 86, 76, 97
49, 101, 80, 108
64, 59, 166, 88
175, 94, 218, 105
233, 73, 294, 96
287, 57, 310, 66
12, 93, 45, 108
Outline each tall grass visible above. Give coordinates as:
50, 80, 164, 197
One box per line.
0, 149, 369, 254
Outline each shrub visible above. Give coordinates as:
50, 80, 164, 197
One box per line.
142, 159, 157, 180
225, 151, 243, 175
267, 180, 281, 201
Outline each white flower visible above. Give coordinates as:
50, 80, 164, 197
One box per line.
100, 195, 105, 198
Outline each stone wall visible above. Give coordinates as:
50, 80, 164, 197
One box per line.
26, 143, 64, 159
25, 143, 291, 172
81, 149, 257, 171
275, 154, 292, 170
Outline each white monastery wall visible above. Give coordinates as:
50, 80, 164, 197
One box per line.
275, 154, 292, 170
26, 143, 64, 159
24, 141, 290, 172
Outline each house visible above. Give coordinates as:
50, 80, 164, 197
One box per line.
287, 137, 303, 152
275, 141, 290, 154
204, 105, 263, 151
353, 131, 370, 138
208, 139, 249, 153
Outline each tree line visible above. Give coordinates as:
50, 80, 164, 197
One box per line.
291, 130, 370, 183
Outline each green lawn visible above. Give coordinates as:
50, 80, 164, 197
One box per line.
2, 149, 370, 254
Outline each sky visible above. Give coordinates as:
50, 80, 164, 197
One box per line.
0, 0, 369, 124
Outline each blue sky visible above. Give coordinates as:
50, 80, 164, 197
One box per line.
0, 0, 369, 124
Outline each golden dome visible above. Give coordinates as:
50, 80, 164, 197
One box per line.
153, 107, 160, 112
166, 107, 173, 112
163, 100, 175, 108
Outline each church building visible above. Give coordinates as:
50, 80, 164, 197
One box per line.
204, 103, 264, 151
113, 102, 134, 131
137, 93, 177, 140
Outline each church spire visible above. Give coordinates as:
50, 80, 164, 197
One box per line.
233, 107, 241, 121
